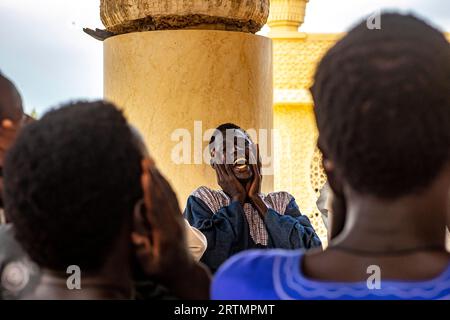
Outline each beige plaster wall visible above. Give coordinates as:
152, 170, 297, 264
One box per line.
104, 30, 273, 207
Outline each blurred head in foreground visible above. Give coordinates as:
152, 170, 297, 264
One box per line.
3, 101, 143, 298
311, 13, 450, 241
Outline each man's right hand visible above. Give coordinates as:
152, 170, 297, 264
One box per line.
214, 163, 246, 205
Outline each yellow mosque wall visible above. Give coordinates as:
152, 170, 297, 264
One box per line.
271, 33, 342, 245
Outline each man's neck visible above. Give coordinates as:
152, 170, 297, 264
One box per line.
331, 187, 448, 251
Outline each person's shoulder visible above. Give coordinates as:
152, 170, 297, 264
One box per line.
0, 223, 13, 233
0, 224, 29, 262
267, 190, 294, 197
190, 186, 221, 200
188, 186, 229, 213
264, 191, 296, 213
265, 191, 295, 203
0, 223, 18, 250
212, 249, 303, 299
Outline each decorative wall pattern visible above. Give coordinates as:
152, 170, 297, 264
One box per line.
273, 34, 342, 103
272, 34, 342, 245
273, 103, 328, 244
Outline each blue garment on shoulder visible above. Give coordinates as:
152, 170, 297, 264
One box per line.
183, 191, 322, 273
212, 249, 450, 300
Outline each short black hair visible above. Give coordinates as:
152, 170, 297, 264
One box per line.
3, 101, 143, 271
311, 13, 450, 198
209, 123, 249, 149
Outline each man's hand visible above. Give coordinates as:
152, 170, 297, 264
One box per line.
214, 163, 247, 205
132, 159, 211, 299
246, 145, 268, 217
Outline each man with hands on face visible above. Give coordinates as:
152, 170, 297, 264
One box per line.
184, 123, 322, 273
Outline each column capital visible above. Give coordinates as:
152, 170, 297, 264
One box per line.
100, 0, 270, 34
268, 0, 310, 32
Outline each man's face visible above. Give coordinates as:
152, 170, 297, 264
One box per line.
0, 120, 24, 209
210, 129, 255, 181
0, 78, 26, 209
0, 77, 23, 122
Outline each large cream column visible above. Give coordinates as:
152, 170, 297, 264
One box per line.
101, 1, 273, 205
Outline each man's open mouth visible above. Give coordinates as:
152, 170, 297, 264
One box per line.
233, 158, 248, 171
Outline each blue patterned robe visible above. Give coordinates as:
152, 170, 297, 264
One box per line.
183, 186, 322, 273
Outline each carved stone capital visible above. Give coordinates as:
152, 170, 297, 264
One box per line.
101, 0, 270, 34
268, 0, 309, 31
